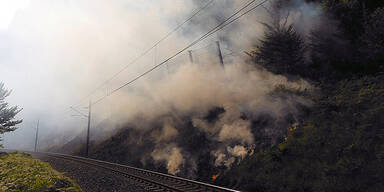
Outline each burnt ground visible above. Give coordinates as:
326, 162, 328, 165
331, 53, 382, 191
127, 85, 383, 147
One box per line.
31, 153, 149, 192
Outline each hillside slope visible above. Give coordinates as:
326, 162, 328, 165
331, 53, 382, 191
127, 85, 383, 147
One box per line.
217, 75, 384, 192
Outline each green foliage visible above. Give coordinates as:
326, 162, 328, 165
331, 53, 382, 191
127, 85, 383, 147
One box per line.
308, 20, 357, 78
313, 0, 384, 74
252, 23, 306, 78
256, 0, 384, 80
360, 7, 384, 72
219, 75, 384, 192
0, 83, 22, 148
323, 0, 384, 13
219, 1, 384, 191
322, 0, 365, 40
0, 152, 82, 192
250, 0, 306, 79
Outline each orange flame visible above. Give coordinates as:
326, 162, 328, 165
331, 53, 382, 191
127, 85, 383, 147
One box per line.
212, 173, 221, 181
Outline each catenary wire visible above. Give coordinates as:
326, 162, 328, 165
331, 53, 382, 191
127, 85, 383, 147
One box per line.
71, 0, 215, 108
91, 0, 269, 105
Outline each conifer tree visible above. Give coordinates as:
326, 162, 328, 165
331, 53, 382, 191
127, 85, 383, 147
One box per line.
252, 0, 306, 77
0, 83, 22, 148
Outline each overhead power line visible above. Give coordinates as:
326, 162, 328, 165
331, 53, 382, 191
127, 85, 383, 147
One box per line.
201, 0, 269, 41
72, 0, 215, 108
91, 0, 269, 106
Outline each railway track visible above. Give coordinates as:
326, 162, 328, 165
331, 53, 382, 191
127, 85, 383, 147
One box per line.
3, 150, 240, 192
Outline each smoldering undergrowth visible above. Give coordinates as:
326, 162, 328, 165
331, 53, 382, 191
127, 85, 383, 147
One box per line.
87, 56, 313, 179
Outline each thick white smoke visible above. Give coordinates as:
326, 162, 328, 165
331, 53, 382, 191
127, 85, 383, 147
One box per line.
0, 0, 323, 176
101, 55, 312, 175
151, 144, 184, 175
0, 0, 207, 149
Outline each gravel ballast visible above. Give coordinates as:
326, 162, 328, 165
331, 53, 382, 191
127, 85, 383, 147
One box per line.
32, 153, 150, 192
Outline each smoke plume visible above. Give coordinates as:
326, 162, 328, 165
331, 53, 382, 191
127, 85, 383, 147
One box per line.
0, 0, 328, 178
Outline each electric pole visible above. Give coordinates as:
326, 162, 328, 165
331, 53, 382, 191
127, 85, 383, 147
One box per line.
188, 50, 194, 64
86, 100, 92, 157
70, 100, 92, 157
1, 133, 4, 147
34, 120, 39, 152
216, 41, 224, 67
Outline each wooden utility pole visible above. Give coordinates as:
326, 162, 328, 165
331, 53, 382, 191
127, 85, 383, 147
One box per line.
34, 120, 39, 152
216, 41, 224, 67
188, 50, 194, 64
86, 100, 92, 157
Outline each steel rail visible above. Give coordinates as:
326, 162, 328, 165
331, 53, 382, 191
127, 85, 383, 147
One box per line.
45, 153, 181, 191
3, 150, 240, 192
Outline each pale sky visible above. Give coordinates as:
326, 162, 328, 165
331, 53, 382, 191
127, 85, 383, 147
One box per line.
0, 0, 206, 150
0, 0, 30, 29
0, 0, 267, 150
